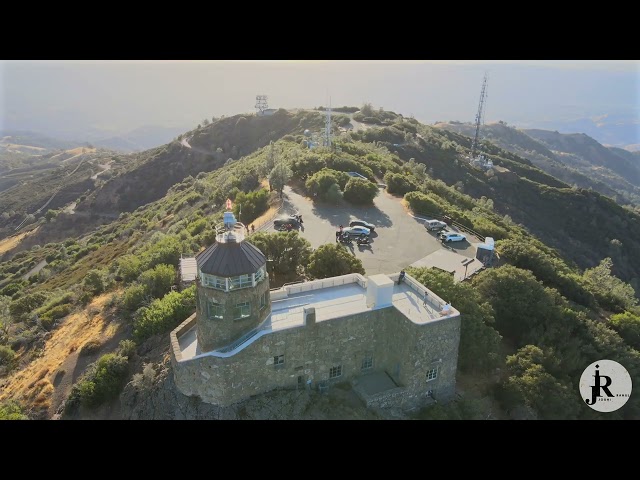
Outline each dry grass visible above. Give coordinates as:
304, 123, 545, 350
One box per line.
0, 291, 121, 410
0, 143, 47, 152
250, 205, 280, 230
0, 227, 40, 255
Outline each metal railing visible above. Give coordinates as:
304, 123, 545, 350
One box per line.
218, 325, 264, 353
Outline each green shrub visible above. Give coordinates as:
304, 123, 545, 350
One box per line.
609, 311, 640, 350
0, 346, 16, 368
0, 402, 27, 420
83, 269, 107, 295
470, 216, 509, 241
133, 286, 196, 342
232, 189, 269, 224
0, 282, 26, 297
121, 283, 149, 313
138, 264, 176, 299
39, 303, 73, 330
187, 218, 208, 236
67, 353, 129, 409
384, 172, 418, 196
117, 339, 137, 358
404, 191, 442, 216
343, 178, 379, 205
117, 255, 143, 283
9, 292, 47, 319
305, 169, 351, 198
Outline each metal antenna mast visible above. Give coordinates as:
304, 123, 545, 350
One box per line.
325, 97, 332, 148
255, 95, 268, 116
471, 73, 488, 159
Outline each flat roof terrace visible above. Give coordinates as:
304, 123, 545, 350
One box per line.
176, 272, 459, 361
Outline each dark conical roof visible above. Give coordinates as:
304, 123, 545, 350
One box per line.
196, 240, 266, 277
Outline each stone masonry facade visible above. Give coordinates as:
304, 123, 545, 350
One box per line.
196, 278, 271, 352
171, 305, 460, 410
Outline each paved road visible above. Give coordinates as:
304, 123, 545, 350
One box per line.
262, 186, 477, 276
180, 136, 215, 157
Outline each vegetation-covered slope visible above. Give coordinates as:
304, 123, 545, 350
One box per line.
436, 121, 640, 206
1, 106, 638, 420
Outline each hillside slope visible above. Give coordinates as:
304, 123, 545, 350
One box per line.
1, 110, 326, 246
435, 122, 640, 206
1, 108, 639, 421
355, 120, 640, 285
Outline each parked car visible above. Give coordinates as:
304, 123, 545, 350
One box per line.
349, 220, 375, 232
343, 226, 371, 237
424, 219, 447, 231
439, 232, 466, 243
274, 216, 300, 228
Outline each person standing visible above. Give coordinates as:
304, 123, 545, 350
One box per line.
423, 290, 428, 307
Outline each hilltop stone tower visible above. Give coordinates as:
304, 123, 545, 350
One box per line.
170, 211, 461, 411
195, 212, 271, 352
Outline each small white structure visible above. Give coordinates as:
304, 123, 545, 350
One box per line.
366, 274, 394, 309
179, 256, 198, 287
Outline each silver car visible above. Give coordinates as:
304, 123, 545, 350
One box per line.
439, 232, 466, 243
343, 226, 371, 237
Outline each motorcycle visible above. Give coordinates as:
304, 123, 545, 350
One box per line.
356, 236, 371, 246
339, 234, 352, 244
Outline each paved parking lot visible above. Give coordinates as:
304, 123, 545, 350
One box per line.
261, 186, 479, 276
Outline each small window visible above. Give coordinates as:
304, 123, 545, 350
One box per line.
255, 266, 266, 284
260, 291, 268, 310
274, 354, 285, 366
207, 300, 224, 320
233, 302, 251, 320
426, 368, 438, 382
229, 274, 252, 290
361, 354, 373, 371
201, 273, 226, 290
329, 365, 342, 379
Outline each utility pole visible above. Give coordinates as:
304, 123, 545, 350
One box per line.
462, 258, 474, 280
325, 97, 332, 148
471, 73, 488, 159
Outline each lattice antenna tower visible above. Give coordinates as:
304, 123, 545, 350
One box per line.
324, 97, 332, 148
471, 73, 488, 159
255, 95, 268, 115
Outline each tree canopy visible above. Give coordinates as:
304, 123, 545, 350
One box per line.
343, 178, 379, 205
248, 232, 312, 276
307, 244, 365, 279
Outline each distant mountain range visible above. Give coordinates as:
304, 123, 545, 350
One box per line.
91, 125, 189, 152
512, 112, 639, 151
1, 124, 188, 154
435, 121, 640, 206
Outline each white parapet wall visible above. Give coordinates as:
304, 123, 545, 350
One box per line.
269, 273, 367, 301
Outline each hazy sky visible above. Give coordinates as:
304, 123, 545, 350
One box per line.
1, 60, 638, 141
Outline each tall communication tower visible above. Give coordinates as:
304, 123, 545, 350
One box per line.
471, 73, 488, 159
255, 95, 269, 116
324, 98, 332, 148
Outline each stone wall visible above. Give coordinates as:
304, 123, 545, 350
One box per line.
196, 277, 271, 352
172, 304, 461, 409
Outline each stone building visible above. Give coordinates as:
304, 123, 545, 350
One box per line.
170, 214, 461, 410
